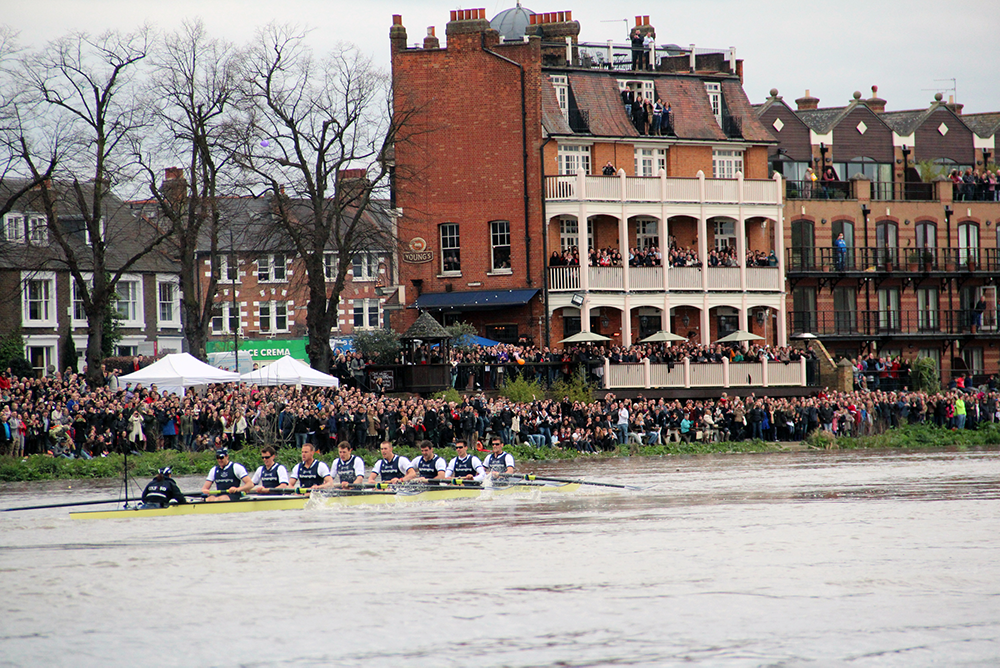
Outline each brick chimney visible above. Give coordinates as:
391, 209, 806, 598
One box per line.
795, 89, 819, 111
337, 168, 369, 206
945, 94, 964, 115
390, 15, 407, 55
423, 26, 439, 49
530, 11, 581, 65
162, 166, 187, 204
446, 8, 497, 50
865, 85, 886, 113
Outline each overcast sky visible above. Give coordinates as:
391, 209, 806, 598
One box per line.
6, 0, 999, 114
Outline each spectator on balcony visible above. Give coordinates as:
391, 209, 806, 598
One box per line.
804, 167, 817, 199
767, 250, 778, 267
961, 168, 975, 201
629, 28, 643, 71
821, 166, 840, 198
642, 31, 655, 70
632, 95, 648, 134
621, 87, 634, 116
602, 161, 616, 176
973, 295, 986, 332
650, 99, 664, 136
834, 233, 848, 272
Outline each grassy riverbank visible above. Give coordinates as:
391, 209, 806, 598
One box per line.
1, 424, 998, 483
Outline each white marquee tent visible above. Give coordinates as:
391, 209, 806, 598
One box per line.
118, 353, 240, 396
239, 355, 340, 388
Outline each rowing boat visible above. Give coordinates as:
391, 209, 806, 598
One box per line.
68, 481, 580, 520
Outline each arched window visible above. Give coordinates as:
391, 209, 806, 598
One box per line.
832, 220, 854, 270
875, 220, 898, 267
791, 219, 814, 270
958, 222, 979, 267
915, 221, 937, 268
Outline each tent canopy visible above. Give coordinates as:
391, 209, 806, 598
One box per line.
559, 331, 612, 344
119, 353, 240, 395
639, 330, 687, 343
716, 330, 765, 343
239, 355, 340, 387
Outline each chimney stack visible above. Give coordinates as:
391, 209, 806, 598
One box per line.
390, 15, 407, 55
865, 85, 886, 114
423, 26, 439, 49
796, 89, 819, 111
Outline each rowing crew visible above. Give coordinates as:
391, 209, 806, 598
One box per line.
188, 438, 516, 503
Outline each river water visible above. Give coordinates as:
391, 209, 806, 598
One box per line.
2, 448, 999, 667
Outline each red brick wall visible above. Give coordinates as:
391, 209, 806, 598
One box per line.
393, 28, 545, 303
668, 145, 713, 178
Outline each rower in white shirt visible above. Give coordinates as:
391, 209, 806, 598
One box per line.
367, 441, 416, 483
445, 439, 485, 481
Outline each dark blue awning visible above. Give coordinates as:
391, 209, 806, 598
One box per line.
414, 288, 539, 311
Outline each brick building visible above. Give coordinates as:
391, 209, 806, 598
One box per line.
391, 8, 786, 348
757, 87, 1000, 379
0, 179, 182, 375
131, 168, 396, 371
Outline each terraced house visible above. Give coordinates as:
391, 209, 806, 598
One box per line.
390, 8, 786, 349
757, 87, 1000, 379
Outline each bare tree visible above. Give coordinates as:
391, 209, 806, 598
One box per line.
17, 28, 176, 386
0, 26, 58, 219
138, 20, 239, 361
232, 25, 412, 373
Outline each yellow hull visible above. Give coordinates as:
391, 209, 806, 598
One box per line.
69, 482, 580, 519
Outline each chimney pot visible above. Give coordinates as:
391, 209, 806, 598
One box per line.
392, 14, 402, 25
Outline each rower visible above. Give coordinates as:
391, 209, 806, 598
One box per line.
482, 437, 515, 478
367, 441, 415, 484
289, 442, 333, 490
141, 467, 187, 508
251, 446, 290, 493
445, 439, 485, 481
412, 440, 447, 482
331, 441, 365, 489
201, 448, 253, 502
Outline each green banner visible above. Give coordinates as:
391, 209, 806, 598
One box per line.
206, 338, 309, 362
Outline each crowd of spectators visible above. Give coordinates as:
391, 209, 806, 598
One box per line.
2, 360, 996, 460
951, 168, 1000, 202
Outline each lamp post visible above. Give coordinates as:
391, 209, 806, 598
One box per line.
230, 228, 238, 374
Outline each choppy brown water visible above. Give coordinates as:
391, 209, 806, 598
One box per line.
2, 448, 999, 667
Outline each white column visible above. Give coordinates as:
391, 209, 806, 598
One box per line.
581, 296, 591, 333
739, 294, 749, 350
683, 356, 691, 388
622, 295, 632, 346
700, 294, 711, 345
777, 298, 788, 346
619, 214, 629, 293
698, 171, 709, 292
578, 212, 589, 294
662, 295, 671, 334
774, 173, 785, 289
722, 356, 730, 388
761, 357, 769, 387
642, 357, 651, 389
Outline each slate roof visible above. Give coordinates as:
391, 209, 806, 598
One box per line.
540, 76, 571, 135
655, 78, 726, 140
0, 178, 178, 274
879, 109, 930, 136
720, 80, 775, 142
566, 72, 637, 136
960, 112, 1000, 138
797, 106, 852, 133
403, 310, 451, 340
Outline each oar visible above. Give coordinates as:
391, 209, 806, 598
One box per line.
511, 474, 645, 490
3, 498, 141, 512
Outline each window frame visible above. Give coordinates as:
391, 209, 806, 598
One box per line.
71, 274, 93, 327
351, 252, 378, 282
635, 218, 660, 250
258, 300, 289, 333
440, 223, 461, 275
257, 254, 287, 283
712, 149, 744, 179
557, 144, 592, 176
115, 275, 145, 328
489, 220, 512, 273
352, 298, 381, 330
156, 276, 181, 328
21, 271, 57, 327
4, 213, 25, 244
211, 302, 241, 335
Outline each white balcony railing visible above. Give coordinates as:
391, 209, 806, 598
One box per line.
545, 172, 782, 206
603, 358, 808, 389
547, 265, 782, 292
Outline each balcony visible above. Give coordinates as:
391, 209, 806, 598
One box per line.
789, 309, 1000, 338
787, 247, 995, 274
545, 173, 781, 206
784, 179, 940, 202
547, 265, 783, 291
605, 357, 811, 389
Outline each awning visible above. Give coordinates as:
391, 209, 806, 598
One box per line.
414, 288, 539, 311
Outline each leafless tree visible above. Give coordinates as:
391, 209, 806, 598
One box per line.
137, 20, 240, 361
16, 28, 176, 386
231, 24, 416, 373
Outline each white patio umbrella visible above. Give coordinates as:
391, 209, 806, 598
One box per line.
559, 331, 612, 344
715, 330, 765, 344
638, 330, 688, 343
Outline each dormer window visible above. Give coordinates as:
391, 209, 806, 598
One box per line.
550, 75, 568, 119
705, 82, 722, 126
